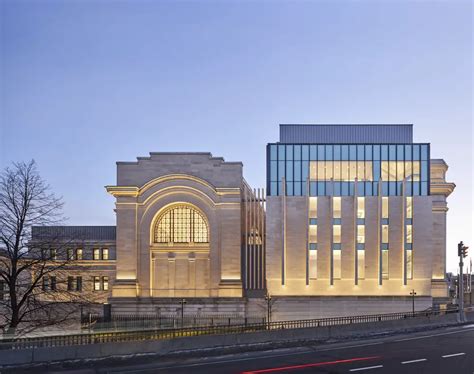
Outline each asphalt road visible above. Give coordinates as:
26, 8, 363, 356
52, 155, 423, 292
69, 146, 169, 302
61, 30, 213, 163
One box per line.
95, 324, 474, 374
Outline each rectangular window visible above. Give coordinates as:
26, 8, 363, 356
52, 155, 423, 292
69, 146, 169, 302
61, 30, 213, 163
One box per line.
406, 249, 413, 279
406, 225, 413, 244
42, 277, 49, 291
382, 197, 389, 219
333, 197, 341, 218
102, 276, 109, 291
382, 225, 389, 244
50, 248, 57, 261
50, 276, 57, 291
102, 249, 109, 260
67, 276, 74, 291
357, 225, 365, 244
358, 250, 365, 279
406, 197, 413, 219
333, 249, 342, 279
333, 225, 341, 244
67, 248, 74, 260
357, 197, 365, 218
93, 249, 101, 261
76, 249, 83, 260
309, 225, 318, 243
76, 277, 82, 292
309, 249, 317, 279
93, 276, 101, 291
309, 197, 317, 216
382, 249, 389, 279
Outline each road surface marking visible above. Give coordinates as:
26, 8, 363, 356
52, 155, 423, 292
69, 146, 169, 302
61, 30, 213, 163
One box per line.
442, 352, 466, 358
395, 327, 474, 342
240, 356, 381, 373
401, 358, 427, 364
349, 365, 383, 372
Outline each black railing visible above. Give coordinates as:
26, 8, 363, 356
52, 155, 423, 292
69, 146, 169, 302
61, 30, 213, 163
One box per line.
0, 308, 458, 350
80, 313, 266, 331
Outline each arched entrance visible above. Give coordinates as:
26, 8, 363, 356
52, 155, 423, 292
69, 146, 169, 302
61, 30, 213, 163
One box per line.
150, 203, 211, 297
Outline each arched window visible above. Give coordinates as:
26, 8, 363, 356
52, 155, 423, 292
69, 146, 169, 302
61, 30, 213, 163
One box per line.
153, 204, 209, 244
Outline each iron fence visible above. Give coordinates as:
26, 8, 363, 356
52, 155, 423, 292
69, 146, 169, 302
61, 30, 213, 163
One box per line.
0, 308, 458, 350
80, 313, 266, 331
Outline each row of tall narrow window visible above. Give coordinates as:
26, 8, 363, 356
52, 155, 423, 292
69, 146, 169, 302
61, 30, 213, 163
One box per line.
41, 276, 109, 292
46, 248, 110, 261
308, 197, 414, 281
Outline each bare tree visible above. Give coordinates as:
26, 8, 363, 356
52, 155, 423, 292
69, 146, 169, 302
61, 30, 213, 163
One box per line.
0, 160, 95, 335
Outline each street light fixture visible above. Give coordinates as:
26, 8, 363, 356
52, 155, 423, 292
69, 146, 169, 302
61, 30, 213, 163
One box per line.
410, 289, 416, 316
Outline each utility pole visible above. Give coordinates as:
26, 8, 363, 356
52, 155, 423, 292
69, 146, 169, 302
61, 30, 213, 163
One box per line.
265, 293, 272, 328
410, 289, 416, 316
179, 299, 187, 328
458, 241, 469, 322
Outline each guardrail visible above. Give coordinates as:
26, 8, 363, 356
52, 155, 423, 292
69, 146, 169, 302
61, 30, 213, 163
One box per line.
0, 308, 458, 350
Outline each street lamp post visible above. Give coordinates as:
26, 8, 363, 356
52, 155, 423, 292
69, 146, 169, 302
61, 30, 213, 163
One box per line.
265, 293, 272, 328
410, 289, 416, 316
179, 299, 187, 328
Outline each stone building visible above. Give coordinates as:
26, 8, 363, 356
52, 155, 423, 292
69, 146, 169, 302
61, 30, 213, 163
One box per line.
29, 124, 455, 319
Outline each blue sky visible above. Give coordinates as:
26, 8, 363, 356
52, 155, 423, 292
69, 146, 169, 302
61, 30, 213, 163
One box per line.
1, 0, 472, 273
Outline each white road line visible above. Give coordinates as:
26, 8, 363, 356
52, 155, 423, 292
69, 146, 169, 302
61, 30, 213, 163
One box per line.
395, 328, 474, 342
349, 365, 383, 372
442, 352, 466, 358
401, 358, 427, 364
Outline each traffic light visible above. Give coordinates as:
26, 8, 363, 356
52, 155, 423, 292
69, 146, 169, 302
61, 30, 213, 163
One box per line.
458, 241, 469, 258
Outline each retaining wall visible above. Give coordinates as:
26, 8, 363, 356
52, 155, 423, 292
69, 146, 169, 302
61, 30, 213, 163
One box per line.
0, 312, 468, 368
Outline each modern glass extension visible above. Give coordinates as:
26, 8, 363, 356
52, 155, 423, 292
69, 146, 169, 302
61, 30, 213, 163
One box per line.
267, 143, 430, 196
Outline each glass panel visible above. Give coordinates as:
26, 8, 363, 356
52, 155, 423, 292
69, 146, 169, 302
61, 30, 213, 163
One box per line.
155, 205, 209, 243
286, 145, 293, 160
397, 161, 405, 181
341, 182, 349, 196
309, 249, 318, 279
341, 161, 349, 181
294, 182, 302, 196
365, 182, 373, 196
421, 144, 428, 160
357, 145, 364, 160
358, 250, 365, 279
302, 161, 309, 181
413, 144, 420, 160
389, 162, 397, 181
333, 249, 342, 279
294, 161, 301, 181
309, 197, 318, 217
270, 182, 277, 196
357, 225, 365, 243
406, 249, 413, 279
421, 161, 428, 181
357, 161, 365, 181
325, 145, 333, 160
317, 181, 325, 195
278, 161, 285, 181
310, 161, 317, 180
302, 145, 309, 160
389, 145, 396, 161
349, 145, 357, 160
382, 249, 389, 279
373, 161, 380, 181
382, 224, 389, 243
309, 225, 318, 243
349, 161, 357, 180
381, 145, 388, 160
406, 224, 413, 243
333, 161, 341, 181
405, 145, 412, 160
286, 161, 294, 181
381, 161, 389, 181
406, 197, 413, 219
373, 145, 381, 160
286, 181, 293, 196
270, 145, 277, 160
310, 145, 317, 160
421, 182, 428, 195
270, 161, 277, 181
333, 197, 341, 218
357, 197, 365, 218
278, 145, 285, 160
310, 181, 317, 196
294, 145, 301, 160
333, 225, 341, 243
397, 145, 404, 160
412, 161, 420, 181
341, 145, 349, 160
365, 145, 373, 160
317, 161, 325, 180
318, 145, 325, 160
334, 145, 341, 160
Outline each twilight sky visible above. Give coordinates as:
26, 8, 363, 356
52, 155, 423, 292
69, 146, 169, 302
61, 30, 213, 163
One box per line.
1, 0, 472, 273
